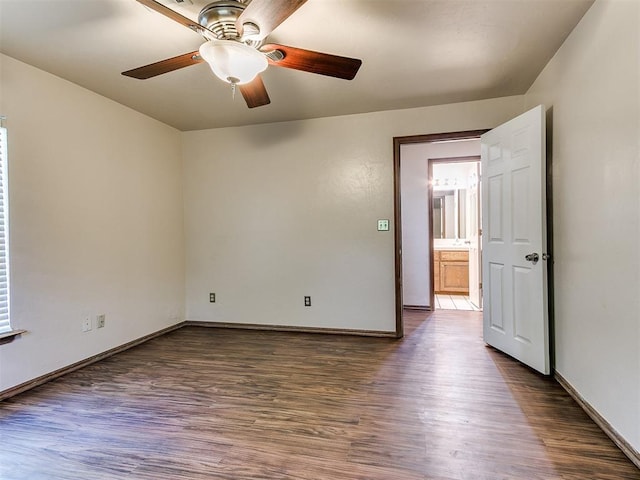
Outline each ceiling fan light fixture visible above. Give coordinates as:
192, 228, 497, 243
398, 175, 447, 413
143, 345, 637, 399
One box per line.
199, 40, 268, 85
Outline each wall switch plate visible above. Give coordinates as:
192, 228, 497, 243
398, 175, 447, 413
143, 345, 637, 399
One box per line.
377, 219, 389, 231
304, 296, 311, 307
209, 293, 216, 303
97, 314, 106, 329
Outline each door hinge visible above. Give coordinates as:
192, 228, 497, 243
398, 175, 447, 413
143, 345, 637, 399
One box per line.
479, 282, 482, 289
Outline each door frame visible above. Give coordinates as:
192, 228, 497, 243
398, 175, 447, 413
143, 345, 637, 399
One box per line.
428, 155, 481, 311
393, 130, 488, 337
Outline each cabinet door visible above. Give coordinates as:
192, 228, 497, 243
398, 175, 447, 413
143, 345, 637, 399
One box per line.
440, 261, 469, 293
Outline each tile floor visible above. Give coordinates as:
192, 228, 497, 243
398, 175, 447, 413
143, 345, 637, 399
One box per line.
435, 294, 481, 311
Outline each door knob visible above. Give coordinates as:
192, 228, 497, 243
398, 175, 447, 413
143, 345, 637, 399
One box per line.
525, 252, 539, 264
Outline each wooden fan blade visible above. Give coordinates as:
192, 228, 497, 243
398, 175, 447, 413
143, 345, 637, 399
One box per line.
135, 0, 212, 36
261, 44, 362, 80
239, 76, 271, 108
122, 51, 203, 79
237, 0, 307, 40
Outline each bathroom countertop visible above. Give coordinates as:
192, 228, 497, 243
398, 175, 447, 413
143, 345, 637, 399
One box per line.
434, 244, 469, 251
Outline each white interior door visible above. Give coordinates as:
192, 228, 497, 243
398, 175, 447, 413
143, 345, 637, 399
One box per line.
467, 163, 481, 308
481, 105, 550, 375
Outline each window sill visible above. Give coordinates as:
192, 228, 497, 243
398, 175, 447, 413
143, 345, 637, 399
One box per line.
0, 329, 26, 345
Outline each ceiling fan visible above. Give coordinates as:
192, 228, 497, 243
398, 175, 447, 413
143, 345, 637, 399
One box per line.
123, 0, 363, 108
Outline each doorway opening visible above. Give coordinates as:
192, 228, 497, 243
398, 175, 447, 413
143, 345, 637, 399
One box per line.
430, 156, 481, 313
393, 130, 488, 337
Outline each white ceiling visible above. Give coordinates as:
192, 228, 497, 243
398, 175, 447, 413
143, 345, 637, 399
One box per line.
0, 0, 593, 131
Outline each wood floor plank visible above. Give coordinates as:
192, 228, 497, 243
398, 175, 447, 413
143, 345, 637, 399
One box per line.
1, 310, 638, 479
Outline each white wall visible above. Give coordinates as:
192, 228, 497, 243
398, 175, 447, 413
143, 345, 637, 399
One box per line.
183, 98, 522, 331
400, 150, 430, 307
525, 0, 640, 452
0, 55, 185, 391
400, 140, 480, 308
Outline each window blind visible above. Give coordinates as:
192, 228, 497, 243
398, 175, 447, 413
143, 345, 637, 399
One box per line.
0, 126, 10, 334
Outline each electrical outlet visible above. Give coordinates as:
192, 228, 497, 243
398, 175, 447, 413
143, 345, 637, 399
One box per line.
82, 317, 92, 332
97, 314, 106, 329
304, 296, 311, 307
209, 293, 216, 303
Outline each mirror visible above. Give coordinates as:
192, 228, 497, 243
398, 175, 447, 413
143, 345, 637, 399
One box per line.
433, 189, 466, 239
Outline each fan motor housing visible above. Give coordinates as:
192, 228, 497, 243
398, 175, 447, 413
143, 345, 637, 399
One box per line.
198, 1, 246, 40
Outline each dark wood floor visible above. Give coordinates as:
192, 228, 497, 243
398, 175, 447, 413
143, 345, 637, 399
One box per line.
1, 310, 638, 479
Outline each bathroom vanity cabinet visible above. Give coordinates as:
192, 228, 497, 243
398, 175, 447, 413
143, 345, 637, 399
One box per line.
434, 249, 469, 294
